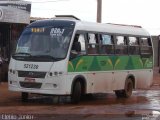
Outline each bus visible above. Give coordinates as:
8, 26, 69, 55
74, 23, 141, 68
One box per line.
8, 16, 153, 103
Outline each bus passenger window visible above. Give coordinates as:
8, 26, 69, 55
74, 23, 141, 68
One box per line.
128, 37, 140, 55
71, 34, 86, 57
116, 36, 125, 45
100, 34, 114, 54
141, 38, 150, 46
140, 37, 152, 57
77, 34, 86, 54
87, 33, 99, 54
115, 36, 128, 55
102, 35, 112, 45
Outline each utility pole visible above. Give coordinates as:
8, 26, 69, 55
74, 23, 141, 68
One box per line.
97, 0, 102, 23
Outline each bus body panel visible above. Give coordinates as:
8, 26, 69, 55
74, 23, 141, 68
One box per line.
68, 55, 153, 90
134, 70, 153, 89
89, 71, 113, 93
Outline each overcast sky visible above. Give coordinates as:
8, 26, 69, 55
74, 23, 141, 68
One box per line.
30, 0, 160, 35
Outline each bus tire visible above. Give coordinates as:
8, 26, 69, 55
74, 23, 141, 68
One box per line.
21, 92, 28, 102
115, 78, 133, 98
123, 78, 133, 98
71, 81, 81, 104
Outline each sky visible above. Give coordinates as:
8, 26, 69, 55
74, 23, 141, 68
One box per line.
30, 0, 160, 35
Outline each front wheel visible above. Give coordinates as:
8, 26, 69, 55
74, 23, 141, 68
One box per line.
71, 81, 81, 104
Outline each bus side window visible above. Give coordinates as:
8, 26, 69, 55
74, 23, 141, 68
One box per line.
78, 34, 86, 54
71, 34, 86, 56
87, 33, 99, 54
128, 37, 140, 55
140, 37, 152, 57
115, 36, 128, 55
99, 34, 114, 55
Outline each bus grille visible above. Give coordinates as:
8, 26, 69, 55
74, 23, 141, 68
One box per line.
20, 82, 42, 89
18, 71, 46, 78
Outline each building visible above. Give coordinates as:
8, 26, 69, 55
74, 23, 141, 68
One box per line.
0, 0, 31, 81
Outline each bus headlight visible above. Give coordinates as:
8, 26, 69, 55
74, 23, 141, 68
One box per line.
48, 71, 64, 77
9, 69, 16, 74
54, 72, 58, 76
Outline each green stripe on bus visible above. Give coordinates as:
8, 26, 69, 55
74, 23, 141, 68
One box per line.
68, 55, 153, 72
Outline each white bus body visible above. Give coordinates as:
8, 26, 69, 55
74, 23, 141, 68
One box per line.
8, 18, 153, 103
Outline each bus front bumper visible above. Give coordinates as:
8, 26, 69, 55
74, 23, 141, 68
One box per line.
8, 84, 69, 95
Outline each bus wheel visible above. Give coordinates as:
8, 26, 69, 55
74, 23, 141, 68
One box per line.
21, 92, 29, 102
71, 81, 81, 103
115, 78, 133, 98
123, 78, 133, 98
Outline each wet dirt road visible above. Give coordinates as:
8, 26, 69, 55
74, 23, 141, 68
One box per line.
0, 82, 160, 120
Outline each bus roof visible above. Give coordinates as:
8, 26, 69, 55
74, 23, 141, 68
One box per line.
30, 19, 150, 37
75, 21, 150, 37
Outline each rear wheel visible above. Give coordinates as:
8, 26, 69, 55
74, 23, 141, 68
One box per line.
21, 92, 29, 102
123, 78, 133, 98
115, 78, 133, 98
71, 81, 81, 103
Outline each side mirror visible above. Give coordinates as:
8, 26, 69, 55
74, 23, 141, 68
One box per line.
74, 42, 81, 52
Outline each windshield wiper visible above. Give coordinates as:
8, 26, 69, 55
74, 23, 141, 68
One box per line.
13, 52, 32, 57
33, 55, 63, 61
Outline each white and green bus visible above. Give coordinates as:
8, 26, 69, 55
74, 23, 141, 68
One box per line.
8, 17, 153, 103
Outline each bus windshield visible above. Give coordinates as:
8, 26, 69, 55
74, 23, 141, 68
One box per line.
14, 24, 74, 61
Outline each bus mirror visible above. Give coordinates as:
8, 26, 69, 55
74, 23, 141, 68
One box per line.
74, 42, 81, 52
